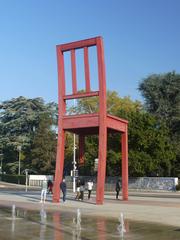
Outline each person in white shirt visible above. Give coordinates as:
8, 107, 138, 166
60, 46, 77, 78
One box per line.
40, 180, 47, 203
87, 179, 93, 200
75, 179, 81, 200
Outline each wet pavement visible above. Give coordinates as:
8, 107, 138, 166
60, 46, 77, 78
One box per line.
0, 205, 180, 240
0, 182, 180, 239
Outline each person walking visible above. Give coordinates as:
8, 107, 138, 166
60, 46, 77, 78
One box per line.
47, 179, 53, 194
115, 179, 121, 199
79, 179, 85, 201
75, 179, 81, 200
87, 179, 93, 200
40, 180, 48, 203
60, 178, 67, 202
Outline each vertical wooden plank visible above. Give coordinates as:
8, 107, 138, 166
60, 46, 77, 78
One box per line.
121, 125, 128, 200
53, 46, 66, 203
96, 37, 107, 205
71, 49, 77, 94
84, 47, 91, 92
57, 46, 66, 109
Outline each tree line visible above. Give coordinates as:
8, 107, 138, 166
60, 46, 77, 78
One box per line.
0, 72, 179, 177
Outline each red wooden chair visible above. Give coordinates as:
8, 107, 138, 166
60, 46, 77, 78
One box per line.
53, 36, 128, 204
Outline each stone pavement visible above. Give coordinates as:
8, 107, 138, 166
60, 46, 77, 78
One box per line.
0, 181, 180, 227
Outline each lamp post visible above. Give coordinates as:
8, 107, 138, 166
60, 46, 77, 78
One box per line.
73, 134, 77, 193
0, 153, 3, 174
25, 169, 28, 192
17, 146, 22, 176
72, 99, 77, 193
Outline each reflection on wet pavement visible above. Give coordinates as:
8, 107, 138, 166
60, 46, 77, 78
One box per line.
0, 205, 180, 239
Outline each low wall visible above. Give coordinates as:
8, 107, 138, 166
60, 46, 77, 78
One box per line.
66, 176, 178, 192
128, 177, 178, 191
29, 175, 53, 186
29, 175, 178, 191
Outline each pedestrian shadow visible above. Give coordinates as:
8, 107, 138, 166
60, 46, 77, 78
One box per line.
67, 196, 97, 205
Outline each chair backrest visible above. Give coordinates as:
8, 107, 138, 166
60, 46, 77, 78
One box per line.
56, 36, 107, 116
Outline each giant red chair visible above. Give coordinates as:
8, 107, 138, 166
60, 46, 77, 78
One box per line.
53, 36, 128, 204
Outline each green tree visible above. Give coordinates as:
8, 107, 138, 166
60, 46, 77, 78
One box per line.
122, 110, 175, 176
30, 113, 57, 174
139, 72, 180, 134
72, 90, 175, 177
0, 96, 57, 174
139, 72, 180, 176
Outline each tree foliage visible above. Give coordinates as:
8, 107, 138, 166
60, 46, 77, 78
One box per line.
73, 90, 175, 177
0, 80, 178, 177
139, 72, 180, 176
30, 113, 56, 174
122, 110, 175, 176
139, 72, 180, 135
0, 96, 57, 174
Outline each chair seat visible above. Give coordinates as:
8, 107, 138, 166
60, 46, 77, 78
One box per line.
63, 113, 128, 135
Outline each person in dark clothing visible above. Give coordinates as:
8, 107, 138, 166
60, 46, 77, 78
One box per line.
79, 179, 85, 200
60, 178, 67, 202
47, 180, 53, 194
115, 179, 121, 199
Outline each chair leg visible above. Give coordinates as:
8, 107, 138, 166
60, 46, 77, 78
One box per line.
96, 128, 107, 205
121, 128, 128, 200
53, 129, 65, 203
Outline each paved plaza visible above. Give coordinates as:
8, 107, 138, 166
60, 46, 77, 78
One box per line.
0, 181, 180, 227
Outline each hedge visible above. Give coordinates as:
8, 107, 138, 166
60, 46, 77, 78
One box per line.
0, 174, 26, 184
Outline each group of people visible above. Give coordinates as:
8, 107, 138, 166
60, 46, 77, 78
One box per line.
59, 178, 94, 202
60, 178, 94, 202
40, 178, 66, 203
40, 177, 121, 203
75, 179, 94, 201
40, 179, 53, 203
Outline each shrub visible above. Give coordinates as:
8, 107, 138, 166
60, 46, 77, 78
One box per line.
176, 183, 180, 191
1, 174, 26, 184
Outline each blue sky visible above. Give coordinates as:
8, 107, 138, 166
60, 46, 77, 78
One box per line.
0, 0, 180, 103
